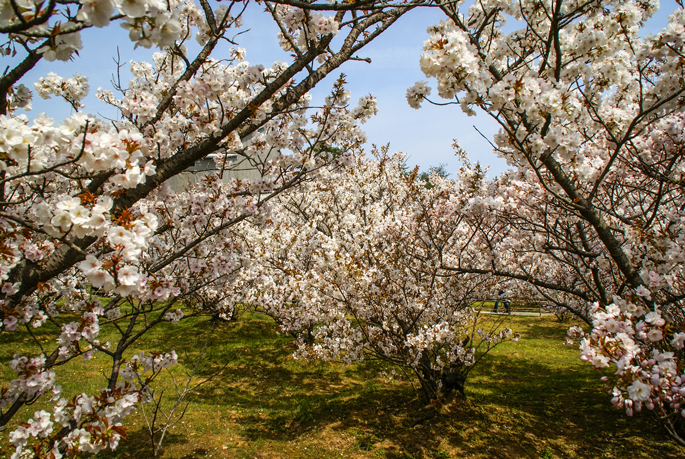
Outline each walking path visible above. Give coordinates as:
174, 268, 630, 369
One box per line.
479, 310, 553, 317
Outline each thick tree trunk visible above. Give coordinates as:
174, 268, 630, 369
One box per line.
418, 359, 467, 403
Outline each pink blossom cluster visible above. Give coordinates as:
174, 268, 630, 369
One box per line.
272, 5, 338, 55
570, 300, 685, 420
0, 354, 56, 410
121, 351, 178, 382
10, 384, 141, 458
34, 73, 89, 109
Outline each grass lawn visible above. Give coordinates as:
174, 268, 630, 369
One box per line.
1, 313, 682, 459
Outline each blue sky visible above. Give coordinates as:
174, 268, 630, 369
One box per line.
11, 1, 679, 177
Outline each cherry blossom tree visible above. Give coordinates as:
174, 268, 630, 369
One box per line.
409, 0, 685, 443
0, 0, 435, 455
238, 148, 518, 403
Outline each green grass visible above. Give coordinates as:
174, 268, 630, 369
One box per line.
1, 314, 682, 458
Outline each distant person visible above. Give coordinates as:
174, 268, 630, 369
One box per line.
493, 290, 510, 313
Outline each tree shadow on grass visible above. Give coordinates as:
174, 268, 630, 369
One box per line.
457, 352, 683, 459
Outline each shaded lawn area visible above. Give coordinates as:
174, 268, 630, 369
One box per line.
1, 313, 682, 459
